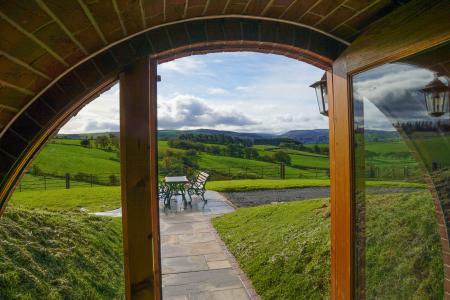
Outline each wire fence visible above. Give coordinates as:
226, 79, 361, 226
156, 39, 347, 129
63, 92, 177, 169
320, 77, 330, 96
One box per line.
18, 163, 330, 192
17, 163, 424, 192
364, 165, 424, 182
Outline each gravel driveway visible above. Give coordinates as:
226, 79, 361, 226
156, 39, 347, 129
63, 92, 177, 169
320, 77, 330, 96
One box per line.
222, 187, 423, 208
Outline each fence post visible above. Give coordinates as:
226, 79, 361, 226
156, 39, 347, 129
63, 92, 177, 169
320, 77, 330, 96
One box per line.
44, 176, 47, 190
280, 162, 285, 180
65, 173, 70, 189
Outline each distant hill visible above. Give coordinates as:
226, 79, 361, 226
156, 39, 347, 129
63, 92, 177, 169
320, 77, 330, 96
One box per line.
282, 129, 329, 144
282, 129, 399, 144
57, 128, 399, 144
157, 129, 275, 140
58, 129, 275, 140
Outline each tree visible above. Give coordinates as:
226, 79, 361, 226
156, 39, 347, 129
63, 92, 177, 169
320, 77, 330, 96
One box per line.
226, 144, 244, 157
209, 145, 221, 155
110, 134, 119, 149
80, 138, 90, 147
273, 150, 291, 165
244, 147, 259, 159
95, 135, 110, 149
313, 145, 320, 154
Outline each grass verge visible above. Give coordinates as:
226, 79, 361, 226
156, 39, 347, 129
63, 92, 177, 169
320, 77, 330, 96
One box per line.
212, 191, 442, 299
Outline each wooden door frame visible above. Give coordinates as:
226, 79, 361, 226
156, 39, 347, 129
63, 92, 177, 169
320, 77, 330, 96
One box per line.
329, 1, 450, 299
120, 57, 161, 300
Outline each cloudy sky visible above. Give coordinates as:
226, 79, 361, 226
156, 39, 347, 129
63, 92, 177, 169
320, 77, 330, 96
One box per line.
60, 52, 329, 134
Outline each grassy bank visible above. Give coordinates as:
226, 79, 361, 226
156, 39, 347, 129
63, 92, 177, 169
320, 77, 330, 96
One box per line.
0, 207, 124, 299
213, 198, 331, 299
10, 186, 121, 212
212, 191, 443, 299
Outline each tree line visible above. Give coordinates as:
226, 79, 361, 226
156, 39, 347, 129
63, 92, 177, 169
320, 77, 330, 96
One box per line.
79, 134, 119, 151
167, 138, 291, 165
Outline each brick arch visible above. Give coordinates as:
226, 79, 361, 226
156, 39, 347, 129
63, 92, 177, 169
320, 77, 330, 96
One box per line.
0, 17, 346, 213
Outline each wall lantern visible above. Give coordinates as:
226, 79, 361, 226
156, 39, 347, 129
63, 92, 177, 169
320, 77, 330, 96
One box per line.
421, 74, 449, 117
310, 73, 328, 116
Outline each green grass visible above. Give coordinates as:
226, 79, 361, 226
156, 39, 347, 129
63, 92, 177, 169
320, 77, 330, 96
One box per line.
51, 138, 84, 145
410, 135, 450, 169
10, 179, 426, 211
207, 179, 330, 192
253, 145, 329, 169
212, 198, 331, 299
32, 143, 119, 175
207, 178, 425, 192
213, 191, 443, 299
0, 207, 124, 299
198, 154, 329, 179
363, 192, 443, 298
10, 186, 121, 212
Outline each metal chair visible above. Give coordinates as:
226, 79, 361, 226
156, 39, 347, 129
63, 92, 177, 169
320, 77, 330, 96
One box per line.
186, 171, 210, 203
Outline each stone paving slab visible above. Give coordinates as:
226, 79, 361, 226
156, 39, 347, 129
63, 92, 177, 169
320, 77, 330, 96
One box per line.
161, 191, 257, 299
94, 190, 258, 299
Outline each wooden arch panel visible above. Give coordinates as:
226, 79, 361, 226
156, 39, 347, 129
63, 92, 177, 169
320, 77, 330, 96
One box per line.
0, 17, 346, 213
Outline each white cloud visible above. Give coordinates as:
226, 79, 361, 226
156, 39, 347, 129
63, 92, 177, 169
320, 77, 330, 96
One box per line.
235, 86, 253, 92
207, 87, 228, 95
59, 84, 119, 134
158, 94, 258, 129
159, 56, 209, 75
59, 52, 329, 134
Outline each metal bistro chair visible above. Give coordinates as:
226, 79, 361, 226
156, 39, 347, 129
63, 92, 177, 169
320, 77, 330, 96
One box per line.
186, 171, 210, 204
158, 179, 171, 206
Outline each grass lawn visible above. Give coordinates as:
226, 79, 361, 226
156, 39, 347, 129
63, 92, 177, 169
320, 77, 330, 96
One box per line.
0, 207, 124, 299
213, 198, 331, 299
207, 179, 331, 192
10, 186, 121, 212
207, 178, 426, 192
213, 191, 443, 299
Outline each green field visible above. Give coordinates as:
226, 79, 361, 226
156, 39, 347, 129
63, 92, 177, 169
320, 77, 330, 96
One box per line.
0, 207, 123, 299
409, 135, 450, 169
32, 143, 120, 175
28, 137, 428, 185
213, 191, 443, 299
29, 139, 331, 181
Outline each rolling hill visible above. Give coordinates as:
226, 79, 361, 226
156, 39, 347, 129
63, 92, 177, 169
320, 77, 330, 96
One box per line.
57, 128, 400, 144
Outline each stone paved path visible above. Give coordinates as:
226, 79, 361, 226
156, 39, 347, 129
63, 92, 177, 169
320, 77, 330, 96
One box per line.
95, 191, 258, 300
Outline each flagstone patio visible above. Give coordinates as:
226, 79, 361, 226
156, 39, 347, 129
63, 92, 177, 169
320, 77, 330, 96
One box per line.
95, 191, 258, 300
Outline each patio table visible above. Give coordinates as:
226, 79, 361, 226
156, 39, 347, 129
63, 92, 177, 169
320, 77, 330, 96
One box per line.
164, 176, 190, 208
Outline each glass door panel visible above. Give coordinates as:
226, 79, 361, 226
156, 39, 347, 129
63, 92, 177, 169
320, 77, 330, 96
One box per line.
352, 42, 449, 299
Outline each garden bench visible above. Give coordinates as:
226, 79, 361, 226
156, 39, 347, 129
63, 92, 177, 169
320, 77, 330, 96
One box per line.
187, 171, 210, 203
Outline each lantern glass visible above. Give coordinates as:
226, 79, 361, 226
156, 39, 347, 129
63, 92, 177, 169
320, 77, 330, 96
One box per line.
422, 76, 449, 117
311, 73, 328, 116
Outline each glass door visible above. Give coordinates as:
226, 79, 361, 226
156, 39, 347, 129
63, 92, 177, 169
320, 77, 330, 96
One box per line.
352, 42, 450, 299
